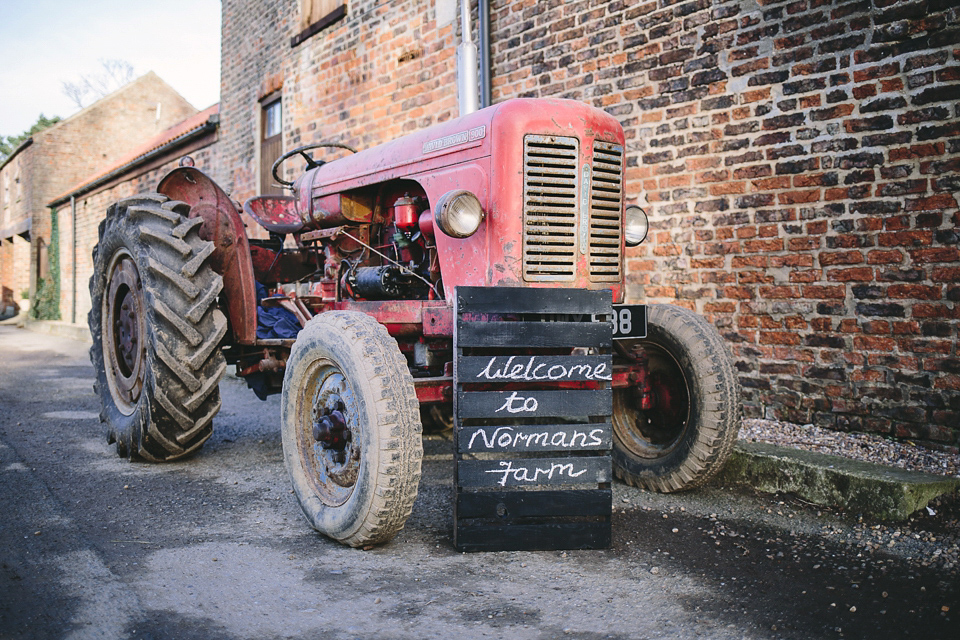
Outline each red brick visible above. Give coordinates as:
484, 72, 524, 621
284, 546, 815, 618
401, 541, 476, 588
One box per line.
802, 285, 846, 299
778, 190, 820, 204
906, 194, 958, 211
866, 249, 904, 264
827, 267, 874, 282
820, 250, 864, 266
743, 238, 784, 253
854, 336, 896, 351
888, 284, 941, 300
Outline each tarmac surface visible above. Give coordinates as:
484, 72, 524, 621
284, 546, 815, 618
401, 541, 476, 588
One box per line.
0, 325, 957, 639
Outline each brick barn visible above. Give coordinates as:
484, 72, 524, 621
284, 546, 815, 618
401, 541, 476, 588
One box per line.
0, 73, 199, 321
98, 0, 960, 447
49, 105, 221, 326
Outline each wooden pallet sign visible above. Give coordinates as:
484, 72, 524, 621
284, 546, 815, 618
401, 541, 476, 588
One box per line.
453, 286, 613, 552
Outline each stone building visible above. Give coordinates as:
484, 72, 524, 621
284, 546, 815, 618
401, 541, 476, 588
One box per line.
212, 0, 960, 447
49, 104, 221, 325
0, 72, 199, 317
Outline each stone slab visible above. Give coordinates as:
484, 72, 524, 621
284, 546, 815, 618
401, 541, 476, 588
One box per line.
719, 441, 960, 521
24, 319, 92, 344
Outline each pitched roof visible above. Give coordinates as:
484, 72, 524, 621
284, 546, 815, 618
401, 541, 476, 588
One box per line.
49, 103, 219, 207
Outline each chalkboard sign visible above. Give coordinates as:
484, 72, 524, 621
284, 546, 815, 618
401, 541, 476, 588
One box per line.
453, 286, 613, 552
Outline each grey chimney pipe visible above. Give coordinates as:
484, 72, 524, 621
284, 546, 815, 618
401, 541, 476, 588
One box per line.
457, 0, 479, 115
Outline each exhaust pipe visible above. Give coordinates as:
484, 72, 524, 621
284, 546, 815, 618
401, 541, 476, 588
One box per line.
457, 0, 479, 116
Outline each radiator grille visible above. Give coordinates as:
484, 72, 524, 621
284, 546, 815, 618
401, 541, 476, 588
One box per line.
522, 135, 579, 281
522, 135, 624, 282
589, 141, 624, 282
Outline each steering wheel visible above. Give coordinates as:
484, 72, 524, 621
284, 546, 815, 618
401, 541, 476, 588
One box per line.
271, 142, 358, 187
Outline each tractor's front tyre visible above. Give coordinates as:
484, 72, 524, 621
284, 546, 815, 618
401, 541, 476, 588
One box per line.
613, 304, 741, 492
88, 194, 227, 461
281, 312, 423, 547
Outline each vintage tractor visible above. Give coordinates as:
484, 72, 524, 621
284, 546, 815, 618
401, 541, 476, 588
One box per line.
88, 97, 741, 547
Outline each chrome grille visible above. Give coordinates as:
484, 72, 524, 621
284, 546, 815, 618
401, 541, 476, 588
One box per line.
589, 141, 624, 281
522, 135, 579, 281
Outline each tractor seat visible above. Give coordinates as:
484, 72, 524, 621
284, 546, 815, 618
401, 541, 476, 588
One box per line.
243, 195, 304, 235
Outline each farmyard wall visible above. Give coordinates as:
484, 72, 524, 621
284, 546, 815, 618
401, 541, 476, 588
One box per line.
218, 0, 959, 446
487, 0, 959, 445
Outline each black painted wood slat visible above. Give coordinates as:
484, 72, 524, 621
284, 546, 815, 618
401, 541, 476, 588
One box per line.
456, 489, 612, 519
457, 422, 612, 454
454, 522, 611, 552
458, 354, 613, 384
457, 320, 611, 348
458, 456, 611, 489
457, 286, 612, 315
458, 389, 612, 420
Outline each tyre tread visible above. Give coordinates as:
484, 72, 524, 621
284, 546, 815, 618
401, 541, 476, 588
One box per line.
88, 193, 226, 462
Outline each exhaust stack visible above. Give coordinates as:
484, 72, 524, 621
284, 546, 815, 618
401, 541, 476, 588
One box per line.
457, 0, 479, 116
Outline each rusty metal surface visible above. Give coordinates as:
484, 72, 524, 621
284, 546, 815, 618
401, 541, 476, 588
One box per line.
242, 196, 303, 234
158, 167, 258, 344
293, 98, 626, 302
413, 376, 453, 405
335, 299, 451, 337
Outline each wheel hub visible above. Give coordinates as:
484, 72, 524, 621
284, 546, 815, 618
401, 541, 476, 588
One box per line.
310, 374, 360, 491
103, 252, 146, 414
313, 401, 352, 462
614, 344, 691, 457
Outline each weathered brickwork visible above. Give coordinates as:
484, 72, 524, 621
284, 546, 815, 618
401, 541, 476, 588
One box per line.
219, 0, 460, 202
217, 0, 959, 446
52, 132, 218, 324
0, 72, 197, 305
485, 0, 960, 445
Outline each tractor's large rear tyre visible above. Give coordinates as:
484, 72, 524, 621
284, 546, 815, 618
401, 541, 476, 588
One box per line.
613, 304, 740, 492
281, 311, 423, 547
88, 194, 227, 461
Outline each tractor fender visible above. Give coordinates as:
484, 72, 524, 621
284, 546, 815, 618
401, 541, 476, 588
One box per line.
157, 167, 258, 345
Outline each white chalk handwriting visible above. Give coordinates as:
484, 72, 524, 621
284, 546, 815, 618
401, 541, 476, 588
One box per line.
476, 355, 611, 382
466, 426, 605, 451
484, 460, 589, 487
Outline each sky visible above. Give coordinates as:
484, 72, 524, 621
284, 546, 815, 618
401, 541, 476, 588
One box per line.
0, 0, 221, 137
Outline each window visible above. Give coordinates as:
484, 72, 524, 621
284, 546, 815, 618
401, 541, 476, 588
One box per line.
260, 98, 283, 195
292, 1, 346, 47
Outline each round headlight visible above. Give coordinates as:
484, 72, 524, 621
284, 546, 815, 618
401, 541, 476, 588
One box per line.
434, 190, 484, 238
624, 205, 649, 246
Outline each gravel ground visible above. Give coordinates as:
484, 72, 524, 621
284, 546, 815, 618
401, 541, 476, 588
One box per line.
739, 419, 960, 479
735, 418, 960, 578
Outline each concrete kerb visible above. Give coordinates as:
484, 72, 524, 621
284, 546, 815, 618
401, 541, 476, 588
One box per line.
7, 318, 958, 521
718, 441, 960, 521
21, 318, 92, 343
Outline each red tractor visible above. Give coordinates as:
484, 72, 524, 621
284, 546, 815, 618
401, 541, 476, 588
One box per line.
89, 98, 741, 547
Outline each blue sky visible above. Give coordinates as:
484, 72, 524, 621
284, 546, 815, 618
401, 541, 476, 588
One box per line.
0, 0, 221, 136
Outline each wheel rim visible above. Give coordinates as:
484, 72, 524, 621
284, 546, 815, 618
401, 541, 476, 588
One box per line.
297, 358, 361, 506
613, 344, 691, 459
102, 250, 147, 415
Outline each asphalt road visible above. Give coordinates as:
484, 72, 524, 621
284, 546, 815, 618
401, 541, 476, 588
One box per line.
0, 325, 956, 639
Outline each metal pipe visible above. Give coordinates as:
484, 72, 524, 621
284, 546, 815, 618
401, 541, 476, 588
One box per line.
70, 196, 76, 325
478, 0, 491, 108
457, 0, 479, 115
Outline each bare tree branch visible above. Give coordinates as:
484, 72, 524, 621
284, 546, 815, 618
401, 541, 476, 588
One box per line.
61, 59, 136, 110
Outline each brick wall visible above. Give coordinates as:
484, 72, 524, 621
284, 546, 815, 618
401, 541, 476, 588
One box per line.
486, 0, 959, 446
217, 0, 959, 446
219, 0, 460, 202
0, 72, 198, 303
54, 143, 218, 325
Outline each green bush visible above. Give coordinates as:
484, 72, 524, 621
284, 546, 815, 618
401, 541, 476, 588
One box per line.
31, 277, 60, 320
31, 209, 61, 321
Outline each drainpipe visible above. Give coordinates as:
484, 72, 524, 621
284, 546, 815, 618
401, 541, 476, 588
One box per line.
478, 0, 491, 108
457, 0, 479, 115
71, 196, 76, 324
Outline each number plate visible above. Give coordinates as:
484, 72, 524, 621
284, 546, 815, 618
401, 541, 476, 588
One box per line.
610, 304, 647, 339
